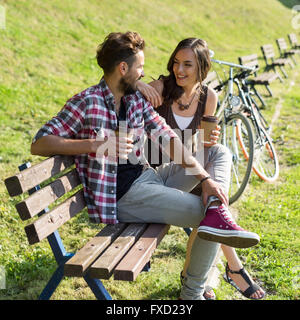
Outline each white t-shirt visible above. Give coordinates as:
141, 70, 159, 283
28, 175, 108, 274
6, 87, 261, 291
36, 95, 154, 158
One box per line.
173, 112, 194, 130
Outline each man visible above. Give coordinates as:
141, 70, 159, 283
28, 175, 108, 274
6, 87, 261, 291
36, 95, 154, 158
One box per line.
31, 31, 259, 300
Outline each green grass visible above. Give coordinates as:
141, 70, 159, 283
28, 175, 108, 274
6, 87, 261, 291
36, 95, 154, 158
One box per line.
0, 0, 299, 300
215, 69, 300, 300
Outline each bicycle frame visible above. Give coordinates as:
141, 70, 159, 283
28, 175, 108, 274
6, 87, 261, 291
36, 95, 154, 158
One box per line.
233, 76, 271, 149
208, 58, 258, 203
236, 77, 270, 132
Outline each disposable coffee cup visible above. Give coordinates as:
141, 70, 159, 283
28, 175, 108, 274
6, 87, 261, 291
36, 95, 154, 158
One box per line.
200, 116, 218, 144
117, 123, 135, 161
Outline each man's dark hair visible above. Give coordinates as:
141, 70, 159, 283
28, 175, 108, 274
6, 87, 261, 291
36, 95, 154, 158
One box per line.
96, 31, 145, 74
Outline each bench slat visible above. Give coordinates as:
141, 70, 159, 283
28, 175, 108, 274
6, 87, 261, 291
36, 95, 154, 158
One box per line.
4, 156, 74, 197
288, 33, 300, 47
238, 54, 259, 69
277, 38, 287, 50
203, 71, 218, 84
16, 169, 81, 220
114, 224, 170, 281
261, 44, 275, 59
24, 189, 85, 244
88, 223, 148, 279
203, 71, 223, 93
64, 223, 128, 277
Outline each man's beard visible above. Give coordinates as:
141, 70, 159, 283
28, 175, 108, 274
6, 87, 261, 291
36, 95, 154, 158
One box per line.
119, 75, 141, 95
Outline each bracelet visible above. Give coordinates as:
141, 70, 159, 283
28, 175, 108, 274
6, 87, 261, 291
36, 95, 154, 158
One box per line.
200, 176, 211, 184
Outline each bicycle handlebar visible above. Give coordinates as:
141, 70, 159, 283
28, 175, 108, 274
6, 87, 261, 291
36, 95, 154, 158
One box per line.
211, 58, 255, 71
211, 59, 259, 92
214, 68, 256, 92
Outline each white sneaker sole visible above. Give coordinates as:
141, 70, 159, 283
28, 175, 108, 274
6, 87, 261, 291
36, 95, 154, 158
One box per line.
197, 226, 260, 248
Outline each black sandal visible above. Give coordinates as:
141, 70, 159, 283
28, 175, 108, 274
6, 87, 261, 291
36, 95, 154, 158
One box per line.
180, 271, 216, 300
223, 263, 266, 300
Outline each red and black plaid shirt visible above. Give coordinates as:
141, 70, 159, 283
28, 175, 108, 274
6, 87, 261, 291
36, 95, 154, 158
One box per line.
33, 77, 177, 224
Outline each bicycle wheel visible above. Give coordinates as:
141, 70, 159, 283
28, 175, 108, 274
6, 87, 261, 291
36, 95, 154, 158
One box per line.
250, 120, 279, 182
220, 112, 254, 204
237, 115, 279, 182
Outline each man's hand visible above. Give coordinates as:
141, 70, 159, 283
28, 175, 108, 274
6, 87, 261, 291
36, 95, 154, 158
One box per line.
201, 178, 229, 207
94, 132, 134, 160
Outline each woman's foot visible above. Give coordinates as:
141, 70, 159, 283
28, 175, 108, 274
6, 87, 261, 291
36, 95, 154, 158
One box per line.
224, 263, 265, 299
203, 286, 216, 300
180, 271, 216, 300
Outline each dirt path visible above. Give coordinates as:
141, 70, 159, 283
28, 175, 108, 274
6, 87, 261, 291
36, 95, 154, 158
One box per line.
270, 76, 297, 131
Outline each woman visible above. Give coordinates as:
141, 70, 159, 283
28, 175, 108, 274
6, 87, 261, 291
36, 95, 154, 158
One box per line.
137, 38, 265, 300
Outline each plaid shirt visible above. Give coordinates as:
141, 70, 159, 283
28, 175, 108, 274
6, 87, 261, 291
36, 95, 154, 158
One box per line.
33, 77, 177, 224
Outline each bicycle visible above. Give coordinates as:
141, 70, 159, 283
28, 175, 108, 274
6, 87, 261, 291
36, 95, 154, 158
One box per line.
210, 58, 256, 204
233, 70, 280, 182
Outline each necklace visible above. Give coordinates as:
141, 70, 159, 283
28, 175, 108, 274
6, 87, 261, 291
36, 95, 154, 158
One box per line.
177, 90, 198, 111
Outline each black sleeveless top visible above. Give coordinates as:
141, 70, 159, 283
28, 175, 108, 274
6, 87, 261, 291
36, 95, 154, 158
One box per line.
147, 85, 208, 167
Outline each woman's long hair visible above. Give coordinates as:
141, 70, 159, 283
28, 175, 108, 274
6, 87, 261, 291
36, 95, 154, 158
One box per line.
160, 38, 211, 108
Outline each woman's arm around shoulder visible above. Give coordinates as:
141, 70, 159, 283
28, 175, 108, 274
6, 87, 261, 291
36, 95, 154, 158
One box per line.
137, 79, 164, 108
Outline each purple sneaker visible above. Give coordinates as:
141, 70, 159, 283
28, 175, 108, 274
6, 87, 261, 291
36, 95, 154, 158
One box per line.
197, 205, 260, 248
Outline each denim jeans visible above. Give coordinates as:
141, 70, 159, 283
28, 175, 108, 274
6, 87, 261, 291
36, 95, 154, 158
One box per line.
117, 144, 232, 299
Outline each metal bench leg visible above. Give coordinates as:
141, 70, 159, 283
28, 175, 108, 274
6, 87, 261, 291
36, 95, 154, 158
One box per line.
291, 55, 297, 65
84, 274, 112, 300
183, 228, 192, 236
279, 66, 288, 78
276, 72, 284, 83
142, 261, 151, 272
252, 86, 266, 107
265, 85, 273, 97
39, 264, 65, 300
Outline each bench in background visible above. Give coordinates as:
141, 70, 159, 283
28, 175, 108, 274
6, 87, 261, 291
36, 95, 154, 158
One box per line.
238, 53, 282, 106
288, 33, 300, 50
261, 43, 293, 79
276, 37, 299, 66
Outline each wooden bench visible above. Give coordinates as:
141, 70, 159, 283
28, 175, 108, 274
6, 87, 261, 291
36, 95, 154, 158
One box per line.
238, 53, 282, 106
288, 33, 300, 50
203, 71, 224, 113
203, 71, 222, 93
4, 155, 170, 300
260, 43, 293, 79
276, 37, 299, 66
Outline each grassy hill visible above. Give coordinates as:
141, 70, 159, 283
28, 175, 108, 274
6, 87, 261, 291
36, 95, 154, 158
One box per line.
0, 0, 299, 300
0, 0, 298, 170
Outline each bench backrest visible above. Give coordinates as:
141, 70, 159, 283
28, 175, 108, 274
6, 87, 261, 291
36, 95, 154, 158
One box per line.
261, 43, 278, 66
288, 33, 298, 47
261, 44, 275, 59
276, 38, 288, 54
4, 156, 85, 245
203, 71, 223, 95
238, 53, 259, 69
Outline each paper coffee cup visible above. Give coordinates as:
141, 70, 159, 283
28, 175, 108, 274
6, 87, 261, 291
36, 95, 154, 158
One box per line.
200, 116, 218, 144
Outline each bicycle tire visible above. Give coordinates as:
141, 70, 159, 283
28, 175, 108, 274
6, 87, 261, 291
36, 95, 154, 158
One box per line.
237, 115, 279, 182
250, 121, 279, 182
220, 112, 254, 204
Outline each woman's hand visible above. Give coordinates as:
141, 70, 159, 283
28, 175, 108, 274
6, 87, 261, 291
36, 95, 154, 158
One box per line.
204, 124, 221, 148
136, 80, 162, 108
